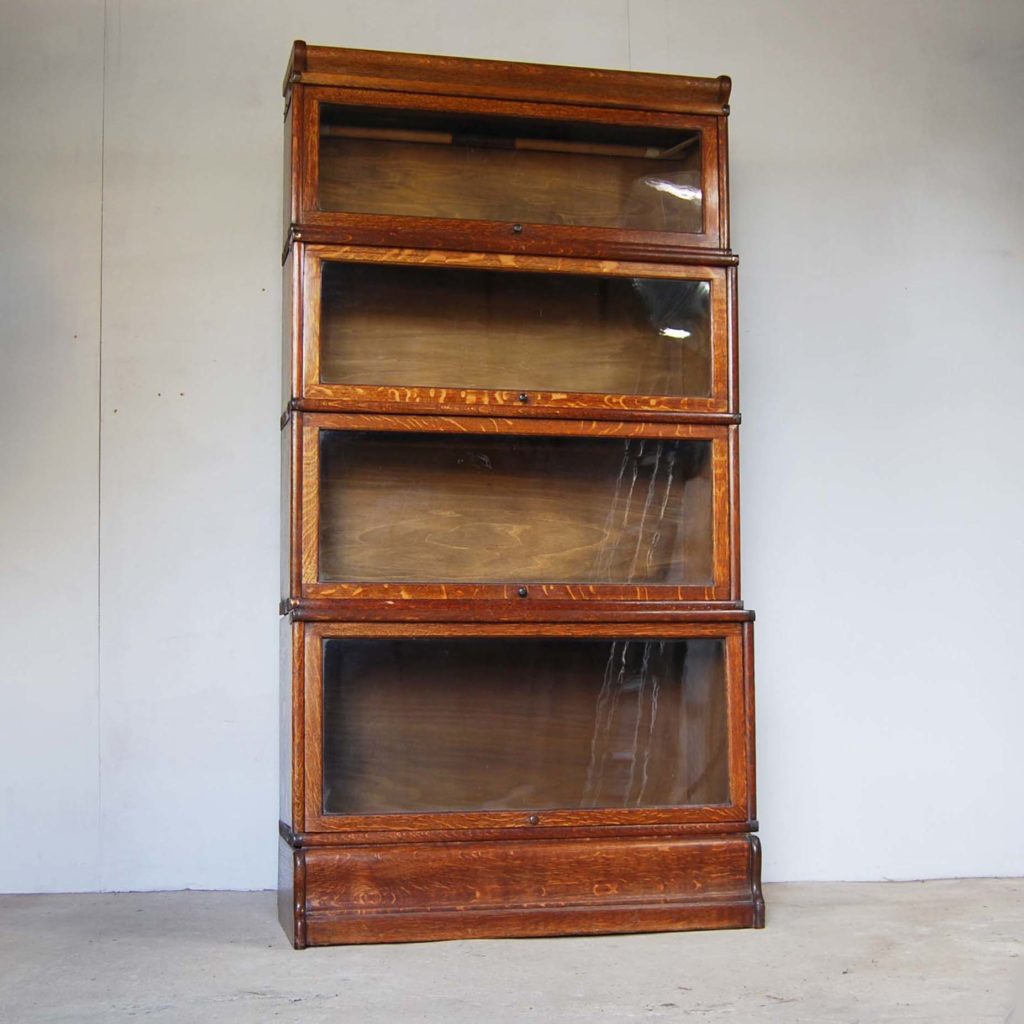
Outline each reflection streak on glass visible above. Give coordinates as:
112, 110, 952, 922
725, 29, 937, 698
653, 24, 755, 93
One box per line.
317, 106, 704, 233
319, 432, 714, 585
322, 637, 730, 814
319, 262, 713, 399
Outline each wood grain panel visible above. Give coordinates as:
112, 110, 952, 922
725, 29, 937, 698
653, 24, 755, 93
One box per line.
284, 818, 757, 847
306, 835, 749, 912
303, 411, 724, 439
286, 41, 732, 117
288, 598, 748, 622
299, 834, 758, 944
306, 900, 756, 944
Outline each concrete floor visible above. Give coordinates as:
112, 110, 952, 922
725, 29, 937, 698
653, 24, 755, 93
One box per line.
0, 881, 1021, 1023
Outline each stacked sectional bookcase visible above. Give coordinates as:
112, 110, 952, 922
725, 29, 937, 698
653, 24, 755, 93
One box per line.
278, 40, 761, 947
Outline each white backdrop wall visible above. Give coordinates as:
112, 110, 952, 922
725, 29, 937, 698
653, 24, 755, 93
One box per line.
2, 0, 1022, 893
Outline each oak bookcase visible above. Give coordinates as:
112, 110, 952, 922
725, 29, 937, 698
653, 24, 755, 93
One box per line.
278, 40, 762, 947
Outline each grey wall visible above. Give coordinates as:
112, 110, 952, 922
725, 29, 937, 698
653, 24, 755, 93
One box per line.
2, 0, 1022, 892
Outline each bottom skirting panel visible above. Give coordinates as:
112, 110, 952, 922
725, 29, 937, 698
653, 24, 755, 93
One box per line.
279, 832, 764, 947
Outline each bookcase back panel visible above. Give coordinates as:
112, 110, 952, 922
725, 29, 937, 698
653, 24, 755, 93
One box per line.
318, 431, 714, 585
319, 261, 712, 398
317, 106, 703, 234
321, 637, 729, 814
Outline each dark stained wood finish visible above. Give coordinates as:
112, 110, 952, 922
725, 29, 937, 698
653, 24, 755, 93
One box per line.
285, 41, 732, 117
279, 42, 759, 947
292, 397, 739, 426
291, 834, 757, 946
282, 818, 758, 849
716, 113, 731, 254
288, 220, 740, 267
287, 597, 751, 622
294, 85, 725, 257
281, 37, 736, 259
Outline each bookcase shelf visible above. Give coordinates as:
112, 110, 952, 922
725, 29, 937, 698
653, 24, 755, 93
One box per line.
279, 41, 761, 947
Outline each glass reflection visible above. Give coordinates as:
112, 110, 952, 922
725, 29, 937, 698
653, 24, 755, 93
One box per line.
318, 431, 715, 586
319, 262, 713, 398
322, 637, 730, 814
317, 105, 704, 233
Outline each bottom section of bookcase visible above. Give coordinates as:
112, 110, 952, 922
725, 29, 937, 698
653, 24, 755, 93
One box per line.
278, 830, 764, 947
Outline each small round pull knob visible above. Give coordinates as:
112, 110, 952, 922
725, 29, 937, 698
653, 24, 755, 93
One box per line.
518, 392, 529, 403
528, 814, 540, 825
512, 223, 524, 234
517, 586, 529, 598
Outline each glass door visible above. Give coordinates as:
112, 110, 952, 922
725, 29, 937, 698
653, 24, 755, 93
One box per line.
301, 622, 753, 832
297, 413, 736, 604
298, 247, 734, 419
296, 87, 725, 254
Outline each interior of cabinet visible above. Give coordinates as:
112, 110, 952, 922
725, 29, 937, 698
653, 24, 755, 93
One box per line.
319, 261, 713, 397
317, 105, 704, 233
317, 430, 714, 585
322, 636, 729, 814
